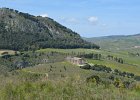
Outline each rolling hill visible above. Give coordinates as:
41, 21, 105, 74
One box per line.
0, 8, 99, 51
84, 34, 140, 51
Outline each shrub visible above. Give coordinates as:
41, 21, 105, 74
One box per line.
86, 75, 101, 84
109, 75, 115, 81
123, 81, 131, 88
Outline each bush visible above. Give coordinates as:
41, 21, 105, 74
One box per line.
123, 81, 131, 88
90, 64, 112, 73
86, 75, 101, 84
109, 75, 115, 81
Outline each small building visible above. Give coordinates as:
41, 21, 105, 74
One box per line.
66, 57, 85, 65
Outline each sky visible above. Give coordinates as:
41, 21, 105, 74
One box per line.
0, 0, 140, 37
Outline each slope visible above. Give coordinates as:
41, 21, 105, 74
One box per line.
84, 34, 140, 51
0, 8, 99, 50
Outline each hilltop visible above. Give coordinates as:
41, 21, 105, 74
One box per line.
0, 8, 99, 51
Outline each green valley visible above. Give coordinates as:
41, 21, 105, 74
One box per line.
0, 7, 140, 100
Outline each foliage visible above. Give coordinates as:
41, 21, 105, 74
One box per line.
0, 48, 140, 99
78, 53, 102, 60
0, 8, 99, 51
0, 51, 66, 71
80, 63, 139, 82
107, 55, 124, 64
0, 73, 140, 100
79, 64, 91, 69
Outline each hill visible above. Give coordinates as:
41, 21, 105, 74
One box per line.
0, 48, 140, 100
84, 34, 140, 51
0, 8, 99, 51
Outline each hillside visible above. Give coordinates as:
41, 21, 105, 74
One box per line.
0, 48, 140, 100
84, 34, 140, 51
0, 8, 99, 50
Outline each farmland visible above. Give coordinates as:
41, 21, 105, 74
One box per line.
0, 48, 140, 100
36, 48, 140, 75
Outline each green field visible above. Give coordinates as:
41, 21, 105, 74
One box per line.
0, 48, 139, 76
23, 61, 93, 80
36, 48, 140, 76
84, 34, 140, 52
1, 6, 140, 100
0, 48, 140, 99
0, 70, 140, 100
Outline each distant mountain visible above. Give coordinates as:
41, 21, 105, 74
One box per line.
84, 34, 140, 50
0, 8, 99, 50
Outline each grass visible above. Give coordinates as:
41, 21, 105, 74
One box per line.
23, 62, 93, 80
86, 35, 140, 53
37, 48, 140, 75
0, 48, 140, 99
0, 68, 139, 100
0, 72, 140, 100
87, 59, 140, 76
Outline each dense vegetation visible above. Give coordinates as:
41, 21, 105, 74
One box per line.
0, 8, 99, 51
78, 53, 102, 60
0, 51, 67, 73
0, 71, 140, 100
80, 64, 139, 83
107, 55, 124, 64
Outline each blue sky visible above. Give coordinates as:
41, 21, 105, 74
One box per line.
1, 0, 140, 37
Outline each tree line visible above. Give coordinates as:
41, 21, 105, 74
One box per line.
80, 63, 138, 81
107, 55, 124, 64
78, 53, 102, 60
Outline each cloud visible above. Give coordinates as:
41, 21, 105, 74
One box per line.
88, 16, 98, 25
40, 14, 49, 17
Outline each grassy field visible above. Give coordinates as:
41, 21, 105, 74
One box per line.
36, 48, 140, 75
1, 48, 139, 76
23, 62, 93, 80
0, 48, 140, 99
84, 34, 140, 52
87, 59, 140, 76
0, 60, 139, 100
0, 72, 140, 100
